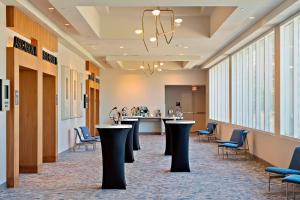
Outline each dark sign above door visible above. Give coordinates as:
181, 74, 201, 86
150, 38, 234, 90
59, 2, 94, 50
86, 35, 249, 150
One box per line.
42, 50, 57, 65
13, 36, 37, 56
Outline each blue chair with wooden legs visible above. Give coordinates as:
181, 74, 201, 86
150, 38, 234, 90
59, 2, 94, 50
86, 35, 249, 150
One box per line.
73, 128, 97, 151
282, 175, 300, 200
196, 122, 217, 142
80, 126, 101, 142
216, 129, 244, 155
218, 130, 249, 159
265, 146, 300, 192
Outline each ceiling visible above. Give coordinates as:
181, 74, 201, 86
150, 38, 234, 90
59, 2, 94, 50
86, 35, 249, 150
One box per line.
24, 0, 285, 71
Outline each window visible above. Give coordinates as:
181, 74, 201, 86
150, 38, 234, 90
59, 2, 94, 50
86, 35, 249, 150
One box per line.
231, 31, 275, 132
209, 58, 230, 122
280, 15, 300, 138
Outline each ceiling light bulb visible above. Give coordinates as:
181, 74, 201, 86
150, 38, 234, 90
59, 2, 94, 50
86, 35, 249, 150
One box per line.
48, 7, 55, 11
159, 62, 164, 66
135, 29, 143, 35
249, 16, 255, 20
154, 64, 158, 68
184, 46, 189, 49
64, 23, 70, 26
174, 18, 183, 24
158, 68, 162, 72
152, 9, 160, 16
140, 65, 144, 69
120, 46, 124, 49
149, 37, 157, 42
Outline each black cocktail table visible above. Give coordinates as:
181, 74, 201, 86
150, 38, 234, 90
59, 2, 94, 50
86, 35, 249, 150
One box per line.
96, 124, 132, 189
121, 119, 138, 163
132, 118, 141, 150
161, 117, 176, 155
166, 120, 195, 172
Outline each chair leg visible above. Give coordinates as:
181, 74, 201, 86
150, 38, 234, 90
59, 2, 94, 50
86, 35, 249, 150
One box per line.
293, 183, 295, 200
286, 183, 288, 200
268, 174, 271, 192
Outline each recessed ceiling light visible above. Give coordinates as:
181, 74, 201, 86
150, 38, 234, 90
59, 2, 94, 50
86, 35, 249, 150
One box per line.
152, 9, 160, 16
154, 64, 158, 68
158, 68, 162, 72
64, 23, 70, 26
184, 46, 189, 49
135, 29, 143, 35
174, 18, 183, 24
140, 65, 144, 69
120, 46, 124, 49
48, 7, 55, 11
149, 37, 157, 42
249, 16, 255, 20
159, 62, 164, 66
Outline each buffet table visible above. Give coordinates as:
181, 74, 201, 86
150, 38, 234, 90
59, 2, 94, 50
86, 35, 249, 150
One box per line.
166, 120, 195, 172
96, 124, 132, 189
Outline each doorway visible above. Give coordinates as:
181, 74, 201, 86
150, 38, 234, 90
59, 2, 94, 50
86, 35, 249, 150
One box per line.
19, 67, 38, 173
43, 73, 57, 162
165, 85, 206, 132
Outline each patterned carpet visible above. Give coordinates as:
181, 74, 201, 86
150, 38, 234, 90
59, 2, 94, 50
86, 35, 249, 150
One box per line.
0, 135, 289, 199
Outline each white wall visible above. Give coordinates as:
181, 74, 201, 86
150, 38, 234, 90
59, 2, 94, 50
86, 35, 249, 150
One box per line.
57, 42, 86, 153
100, 69, 207, 124
0, 2, 6, 185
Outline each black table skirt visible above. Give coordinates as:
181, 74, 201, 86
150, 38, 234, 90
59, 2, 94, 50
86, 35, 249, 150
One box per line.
98, 128, 129, 189
168, 123, 193, 172
162, 119, 172, 156
133, 119, 141, 150
121, 121, 136, 163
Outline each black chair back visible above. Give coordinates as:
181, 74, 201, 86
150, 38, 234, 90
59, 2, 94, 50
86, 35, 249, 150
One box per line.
229, 129, 244, 143
207, 123, 217, 134
74, 128, 84, 142
289, 146, 300, 170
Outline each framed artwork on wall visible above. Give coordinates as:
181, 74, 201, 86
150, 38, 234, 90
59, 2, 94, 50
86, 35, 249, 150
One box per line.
70, 69, 78, 118
77, 73, 84, 117
61, 65, 71, 120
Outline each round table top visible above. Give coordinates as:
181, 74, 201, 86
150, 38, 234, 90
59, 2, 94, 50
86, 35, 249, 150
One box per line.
121, 118, 139, 121
166, 120, 195, 124
96, 124, 132, 129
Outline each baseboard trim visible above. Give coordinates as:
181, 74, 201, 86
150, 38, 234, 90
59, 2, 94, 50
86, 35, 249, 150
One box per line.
43, 156, 57, 163
19, 165, 40, 173
6, 177, 19, 188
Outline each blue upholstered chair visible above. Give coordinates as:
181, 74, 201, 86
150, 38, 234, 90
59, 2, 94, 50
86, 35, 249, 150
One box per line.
282, 175, 300, 199
265, 146, 300, 192
216, 129, 244, 155
196, 122, 217, 142
218, 129, 249, 158
80, 126, 101, 142
73, 128, 97, 151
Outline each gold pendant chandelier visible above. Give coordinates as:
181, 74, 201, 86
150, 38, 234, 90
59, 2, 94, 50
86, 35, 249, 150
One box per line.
140, 61, 163, 75
141, 8, 176, 52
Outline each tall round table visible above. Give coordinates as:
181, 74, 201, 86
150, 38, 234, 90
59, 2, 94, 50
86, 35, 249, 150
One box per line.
161, 117, 177, 156
96, 124, 132, 189
121, 119, 138, 163
166, 120, 195, 172
132, 117, 141, 150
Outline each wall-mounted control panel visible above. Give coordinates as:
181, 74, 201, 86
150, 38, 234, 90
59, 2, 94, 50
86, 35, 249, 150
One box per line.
0, 79, 10, 111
